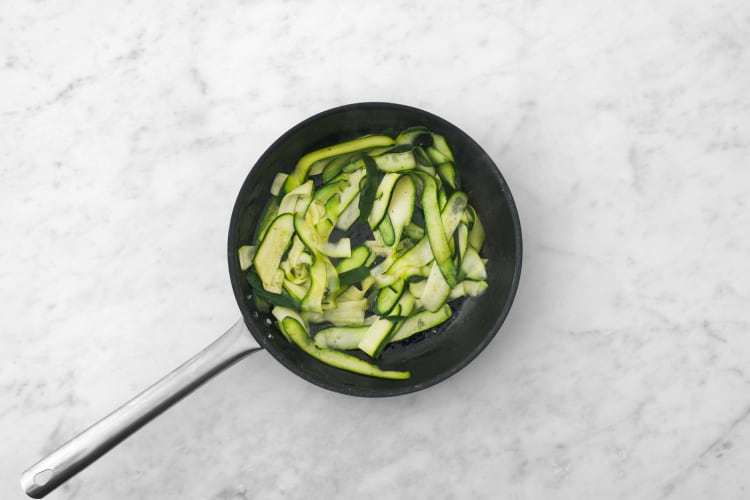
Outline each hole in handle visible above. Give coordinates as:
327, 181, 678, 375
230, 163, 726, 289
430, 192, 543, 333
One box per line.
34, 469, 53, 487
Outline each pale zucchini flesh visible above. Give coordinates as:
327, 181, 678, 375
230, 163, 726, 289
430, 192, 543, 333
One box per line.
238, 245, 257, 271
368, 172, 401, 229
459, 246, 487, 281
357, 318, 396, 358
373, 150, 417, 172
390, 305, 453, 343
253, 214, 295, 293
387, 175, 416, 245
315, 325, 370, 350
416, 262, 451, 312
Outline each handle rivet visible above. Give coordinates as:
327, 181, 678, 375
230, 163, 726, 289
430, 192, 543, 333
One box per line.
34, 469, 53, 486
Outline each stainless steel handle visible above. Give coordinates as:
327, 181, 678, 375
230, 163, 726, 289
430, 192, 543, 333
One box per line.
20, 318, 262, 498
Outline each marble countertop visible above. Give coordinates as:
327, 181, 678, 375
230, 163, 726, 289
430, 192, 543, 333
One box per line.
2, 1, 749, 499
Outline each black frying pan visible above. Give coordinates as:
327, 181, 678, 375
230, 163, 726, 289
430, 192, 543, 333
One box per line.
230, 102, 522, 396
21, 102, 522, 498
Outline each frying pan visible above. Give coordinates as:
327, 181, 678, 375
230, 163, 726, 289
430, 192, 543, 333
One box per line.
20, 102, 522, 498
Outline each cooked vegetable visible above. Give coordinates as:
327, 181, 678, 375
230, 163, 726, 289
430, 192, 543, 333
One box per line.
239, 128, 489, 379
252, 214, 295, 293
279, 315, 410, 380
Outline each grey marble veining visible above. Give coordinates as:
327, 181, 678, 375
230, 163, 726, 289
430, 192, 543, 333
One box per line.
2, 0, 749, 499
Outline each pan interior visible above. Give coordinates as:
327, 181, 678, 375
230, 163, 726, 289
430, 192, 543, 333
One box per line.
228, 103, 522, 397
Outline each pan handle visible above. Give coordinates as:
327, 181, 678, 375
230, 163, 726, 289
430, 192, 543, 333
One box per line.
20, 318, 262, 498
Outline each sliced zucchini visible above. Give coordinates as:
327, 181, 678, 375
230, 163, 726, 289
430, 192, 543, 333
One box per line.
416, 164, 437, 177
320, 236, 351, 259
358, 155, 380, 223
321, 160, 343, 183
338, 266, 370, 289
342, 157, 365, 173
280, 260, 308, 285
391, 290, 415, 317
449, 280, 488, 300
242, 128, 488, 380
320, 154, 354, 182
413, 146, 432, 166
360, 275, 376, 293
387, 175, 416, 245
336, 192, 360, 231
366, 146, 396, 157
461, 206, 474, 225
368, 172, 401, 229
313, 178, 348, 205
304, 306, 366, 326
365, 240, 395, 258
322, 298, 368, 312
336, 245, 371, 274
438, 187, 448, 212
403, 222, 424, 241
253, 213, 295, 293
282, 279, 309, 303
270, 173, 288, 196
408, 279, 426, 299
357, 318, 396, 358
323, 195, 341, 225
373, 150, 416, 172
375, 280, 405, 315
458, 246, 487, 281
378, 215, 396, 246
337, 285, 367, 301
246, 270, 300, 309
416, 261, 451, 312
437, 162, 458, 191
284, 134, 394, 192
383, 190, 467, 280
286, 235, 306, 268
308, 198, 327, 221
335, 168, 366, 216
279, 316, 409, 379
324, 256, 340, 297
394, 126, 431, 146
413, 173, 455, 286
431, 133, 455, 162
468, 205, 485, 251
314, 325, 369, 350
389, 304, 452, 343
278, 180, 314, 215
456, 222, 469, 264
238, 245, 256, 271
271, 306, 308, 342
255, 196, 280, 244
295, 210, 351, 258
301, 255, 327, 313
427, 146, 451, 165
308, 157, 332, 177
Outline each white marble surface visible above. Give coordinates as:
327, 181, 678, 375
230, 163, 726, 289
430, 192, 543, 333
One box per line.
2, 0, 749, 498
